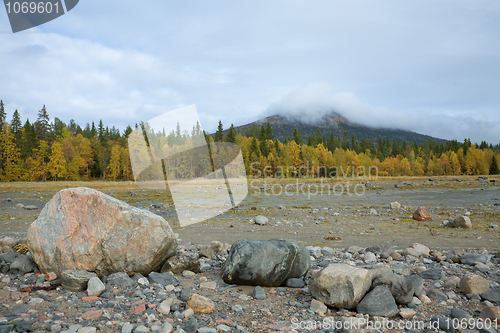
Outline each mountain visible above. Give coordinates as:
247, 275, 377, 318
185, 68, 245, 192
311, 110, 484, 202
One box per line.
233, 112, 446, 145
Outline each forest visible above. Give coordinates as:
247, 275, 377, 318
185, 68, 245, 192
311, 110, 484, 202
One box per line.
0, 101, 499, 182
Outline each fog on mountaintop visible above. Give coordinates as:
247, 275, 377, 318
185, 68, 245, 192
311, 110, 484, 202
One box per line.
264, 82, 500, 144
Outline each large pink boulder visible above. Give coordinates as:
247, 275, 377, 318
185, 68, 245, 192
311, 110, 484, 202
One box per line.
27, 187, 177, 276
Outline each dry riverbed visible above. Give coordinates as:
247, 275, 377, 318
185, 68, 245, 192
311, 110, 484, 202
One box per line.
0, 176, 499, 250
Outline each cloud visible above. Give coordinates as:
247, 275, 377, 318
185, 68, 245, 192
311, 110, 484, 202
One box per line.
266, 82, 500, 144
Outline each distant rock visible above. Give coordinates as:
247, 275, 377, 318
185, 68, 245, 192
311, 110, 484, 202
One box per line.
390, 202, 401, 210
449, 215, 472, 229
412, 208, 432, 221
254, 215, 269, 225
356, 285, 399, 317
309, 264, 371, 309
221, 239, 309, 287
27, 187, 177, 276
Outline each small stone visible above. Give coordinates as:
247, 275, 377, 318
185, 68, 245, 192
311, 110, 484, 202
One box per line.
479, 306, 500, 323
481, 288, 500, 302
390, 202, 401, 210
254, 215, 269, 225
133, 304, 146, 313
182, 270, 196, 277
449, 215, 472, 228
443, 276, 460, 289
107, 272, 135, 287
426, 289, 448, 301
399, 308, 416, 319
81, 309, 103, 320
137, 277, 149, 285
61, 270, 98, 292
45, 272, 57, 281
413, 208, 432, 221
418, 295, 431, 304
363, 252, 376, 263
200, 281, 216, 290
252, 286, 266, 300
186, 294, 215, 314
77, 328, 96, 333
310, 299, 327, 314
285, 278, 305, 288
183, 308, 194, 318
356, 285, 399, 317
122, 324, 134, 333
459, 275, 490, 294
87, 277, 105, 297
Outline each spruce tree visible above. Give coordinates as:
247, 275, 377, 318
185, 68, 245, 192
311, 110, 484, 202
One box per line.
490, 156, 499, 175
293, 128, 302, 145
10, 110, 22, 142
214, 120, 224, 142
266, 122, 274, 140
226, 124, 237, 143
36, 105, 50, 142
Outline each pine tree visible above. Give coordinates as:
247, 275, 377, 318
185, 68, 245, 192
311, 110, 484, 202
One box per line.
22, 119, 36, 159
11, 110, 22, 140
36, 105, 51, 142
226, 124, 237, 143
490, 155, 499, 175
214, 120, 224, 142
266, 122, 274, 140
293, 128, 302, 145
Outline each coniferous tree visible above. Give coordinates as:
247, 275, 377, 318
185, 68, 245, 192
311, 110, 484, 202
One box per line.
10, 110, 22, 145
214, 120, 224, 142
35, 105, 50, 142
293, 128, 302, 145
266, 122, 274, 140
490, 156, 499, 175
226, 124, 237, 143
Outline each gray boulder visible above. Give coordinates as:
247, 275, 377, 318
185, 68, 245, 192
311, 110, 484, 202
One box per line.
60, 270, 98, 291
10, 254, 37, 275
371, 273, 414, 305
408, 275, 425, 297
148, 271, 179, 286
309, 264, 371, 309
252, 286, 266, 300
107, 272, 135, 287
221, 239, 309, 287
481, 288, 500, 302
27, 187, 177, 276
161, 253, 200, 274
356, 285, 399, 317
449, 215, 472, 229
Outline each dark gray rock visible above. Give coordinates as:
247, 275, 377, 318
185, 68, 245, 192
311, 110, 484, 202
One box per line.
60, 270, 98, 292
420, 269, 443, 280
427, 288, 448, 301
148, 271, 178, 287
161, 253, 200, 274
10, 254, 37, 274
0, 252, 21, 263
356, 285, 399, 317
408, 275, 425, 297
180, 288, 194, 302
285, 278, 305, 288
460, 254, 489, 265
107, 272, 135, 287
221, 239, 310, 287
14, 320, 32, 332
183, 317, 198, 333
481, 288, 500, 302
450, 308, 471, 319
11, 304, 30, 316
371, 273, 414, 305
252, 286, 266, 300
0, 325, 14, 333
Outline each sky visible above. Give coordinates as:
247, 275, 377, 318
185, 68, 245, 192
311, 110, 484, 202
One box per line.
1, 0, 499, 144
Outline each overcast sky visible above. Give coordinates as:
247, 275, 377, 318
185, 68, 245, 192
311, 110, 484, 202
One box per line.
1, 0, 499, 143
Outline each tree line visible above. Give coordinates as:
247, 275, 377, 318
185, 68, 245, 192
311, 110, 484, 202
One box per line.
0, 101, 499, 182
